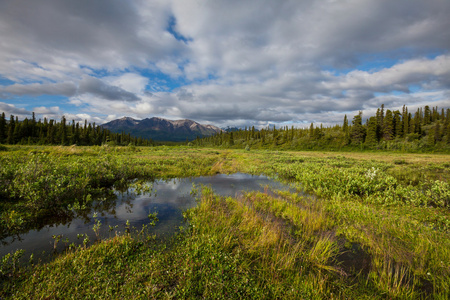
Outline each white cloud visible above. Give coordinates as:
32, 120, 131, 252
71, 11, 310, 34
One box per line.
132, 102, 154, 115
0, 102, 31, 116
325, 55, 450, 92
104, 73, 149, 95
33, 106, 61, 115
0, 0, 449, 127
155, 61, 183, 78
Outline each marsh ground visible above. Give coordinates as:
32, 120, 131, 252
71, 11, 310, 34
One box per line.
1, 146, 449, 299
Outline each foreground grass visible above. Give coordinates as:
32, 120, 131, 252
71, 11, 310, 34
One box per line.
1, 145, 449, 298
5, 187, 448, 299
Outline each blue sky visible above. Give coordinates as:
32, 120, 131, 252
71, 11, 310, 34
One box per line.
0, 0, 449, 128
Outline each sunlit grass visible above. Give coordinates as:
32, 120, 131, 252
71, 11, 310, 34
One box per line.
1, 145, 449, 299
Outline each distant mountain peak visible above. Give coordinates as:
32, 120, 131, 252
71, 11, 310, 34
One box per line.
119, 116, 136, 121
101, 116, 221, 142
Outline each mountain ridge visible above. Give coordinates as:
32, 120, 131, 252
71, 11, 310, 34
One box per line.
101, 117, 222, 142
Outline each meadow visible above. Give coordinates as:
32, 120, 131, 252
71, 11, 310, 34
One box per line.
0, 145, 449, 299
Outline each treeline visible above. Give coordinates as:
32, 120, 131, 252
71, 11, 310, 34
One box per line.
195, 105, 450, 152
0, 112, 153, 146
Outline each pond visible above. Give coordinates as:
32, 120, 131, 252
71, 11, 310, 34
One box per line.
1, 173, 290, 260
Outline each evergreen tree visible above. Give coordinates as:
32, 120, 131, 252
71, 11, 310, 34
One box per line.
413, 110, 421, 135
342, 115, 348, 133
350, 112, 365, 144
31, 112, 37, 138
22, 118, 31, 143
60, 115, 67, 145
229, 131, 234, 146
432, 106, 439, 122
402, 105, 409, 136
13, 116, 21, 143
382, 110, 394, 140
447, 123, 450, 144
377, 104, 385, 126
314, 126, 322, 139
427, 126, 435, 146
47, 120, 55, 144
393, 110, 401, 137
365, 117, 378, 145
273, 132, 279, 146
434, 122, 442, 142
0, 112, 6, 143
40, 118, 48, 144
272, 128, 278, 145
7, 115, 15, 144
424, 105, 431, 125
74, 122, 81, 145
444, 116, 450, 142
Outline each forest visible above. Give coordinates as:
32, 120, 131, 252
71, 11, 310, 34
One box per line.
0, 113, 153, 147
1, 104, 450, 152
196, 105, 450, 152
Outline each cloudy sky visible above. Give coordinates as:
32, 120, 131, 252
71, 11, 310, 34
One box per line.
0, 0, 449, 128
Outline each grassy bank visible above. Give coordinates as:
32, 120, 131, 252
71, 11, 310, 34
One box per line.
1, 146, 449, 298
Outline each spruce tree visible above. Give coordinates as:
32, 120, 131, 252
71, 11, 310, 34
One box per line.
402, 106, 409, 136
0, 112, 6, 143
427, 126, 435, 146
377, 104, 385, 128
413, 110, 421, 135
424, 106, 431, 125
350, 112, 365, 144
7, 115, 15, 144
393, 110, 401, 137
13, 116, 21, 143
447, 123, 450, 144
314, 126, 322, 139
342, 115, 348, 133
229, 131, 234, 146
60, 115, 67, 145
432, 106, 439, 122
365, 117, 378, 145
383, 110, 394, 140
47, 120, 55, 144
31, 112, 36, 138
434, 122, 441, 142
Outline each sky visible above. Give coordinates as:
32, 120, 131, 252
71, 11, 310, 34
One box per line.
0, 0, 449, 129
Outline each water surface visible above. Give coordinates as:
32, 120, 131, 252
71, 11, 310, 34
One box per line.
1, 173, 288, 259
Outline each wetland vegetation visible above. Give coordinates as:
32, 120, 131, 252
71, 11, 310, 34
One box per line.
0, 145, 449, 299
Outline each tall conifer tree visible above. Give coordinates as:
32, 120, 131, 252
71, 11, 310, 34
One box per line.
350, 112, 365, 144
365, 117, 378, 145
383, 110, 394, 140
0, 112, 6, 143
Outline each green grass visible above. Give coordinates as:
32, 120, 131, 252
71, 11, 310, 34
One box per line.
1, 145, 449, 299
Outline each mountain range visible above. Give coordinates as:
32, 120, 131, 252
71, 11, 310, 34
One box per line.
101, 117, 222, 142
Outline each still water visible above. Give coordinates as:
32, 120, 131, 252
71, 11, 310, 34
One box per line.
1, 173, 289, 259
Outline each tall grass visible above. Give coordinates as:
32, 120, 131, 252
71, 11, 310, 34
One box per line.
1, 146, 449, 299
